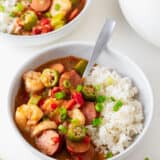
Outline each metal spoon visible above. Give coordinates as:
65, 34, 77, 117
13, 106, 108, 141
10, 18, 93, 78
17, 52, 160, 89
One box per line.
83, 19, 116, 77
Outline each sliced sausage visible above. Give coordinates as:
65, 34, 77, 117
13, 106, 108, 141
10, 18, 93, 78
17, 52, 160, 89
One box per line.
68, 8, 79, 21
50, 63, 65, 74
35, 130, 60, 156
59, 70, 83, 89
66, 138, 90, 154
71, 144, 95, 160
31, 0, 51, 12
81, 102, 97, 125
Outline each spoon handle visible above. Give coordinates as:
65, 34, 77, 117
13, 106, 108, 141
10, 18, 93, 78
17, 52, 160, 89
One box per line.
83, 19, 116, 77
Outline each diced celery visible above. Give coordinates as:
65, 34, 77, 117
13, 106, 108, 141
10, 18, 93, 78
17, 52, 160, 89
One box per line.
28, 95, 41, 105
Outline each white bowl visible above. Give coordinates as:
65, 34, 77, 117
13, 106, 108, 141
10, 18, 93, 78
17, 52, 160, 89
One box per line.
0, 0, 91, 47
7, 42, 154, 160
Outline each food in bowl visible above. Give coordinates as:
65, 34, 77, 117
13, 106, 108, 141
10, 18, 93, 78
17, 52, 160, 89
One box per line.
0, 0, 85, 35
14, 56, 144, 159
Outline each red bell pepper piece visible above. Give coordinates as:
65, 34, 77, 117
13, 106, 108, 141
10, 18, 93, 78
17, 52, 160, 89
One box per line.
83, 136, 90, 144
72, 92, 84, 107
38, 98, 45, 107
50, 103, 57, 109
52, 136, 60, 144
65, 99, 76, 110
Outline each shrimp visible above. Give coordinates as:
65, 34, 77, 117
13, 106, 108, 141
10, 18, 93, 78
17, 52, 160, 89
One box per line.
50, 0, 72, 17
32, 120, 57, 137
41, 98, 64, 115
23, 71, 44, 93
68, 108, 85, 125
15, 104, 43, 132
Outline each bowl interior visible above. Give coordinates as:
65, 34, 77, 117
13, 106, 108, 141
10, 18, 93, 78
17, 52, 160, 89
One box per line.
8, 42, 153, 160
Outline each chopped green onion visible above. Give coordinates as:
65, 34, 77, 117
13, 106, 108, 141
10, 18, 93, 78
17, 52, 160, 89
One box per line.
45, 11, 52, 18
55, 3, 61, 11
92, 117, 102, 127
14, 2, 24, 12
9, 11, 16, 17
105, 152, 113, 158
105, 96, 116, 102
0, 5, 5, 12
63, 80, 71, 88
113, 100, 123, 112
95, 103, 103, 112
59, 107, 67, 121
28, 95, 41, 105
58, 124, 67, 134
96, 95, 106, 103
55, 91, 66, 100
110, 96, 116, 102
76, 84, 83, 92
94, 84, 101, 91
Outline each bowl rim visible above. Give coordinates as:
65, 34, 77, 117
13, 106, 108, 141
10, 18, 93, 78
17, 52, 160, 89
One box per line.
0, 0, 91, 39
7, 41, 154, 160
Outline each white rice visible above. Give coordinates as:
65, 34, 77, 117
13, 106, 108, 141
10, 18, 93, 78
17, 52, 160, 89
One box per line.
85, 65, 144, 156
0, 0, 17, 33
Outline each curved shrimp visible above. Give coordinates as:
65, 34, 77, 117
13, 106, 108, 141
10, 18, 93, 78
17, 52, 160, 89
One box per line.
23, 71, 44, 93
50, 0, 72, 17
15, 104, 43, 132
32, 120, 57, 137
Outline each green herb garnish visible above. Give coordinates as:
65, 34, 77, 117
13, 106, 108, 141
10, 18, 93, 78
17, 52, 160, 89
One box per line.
95, 103, 103, 112
113, 100, 123, 112
59, 107, 67, 121
76, 84, 83, 92
105, 152, 113, 158
97, 95, 106, 103
58, 124, 67, 134
55, 91, 66, 100
92, 117, 102, 127
55, 3, 61, 11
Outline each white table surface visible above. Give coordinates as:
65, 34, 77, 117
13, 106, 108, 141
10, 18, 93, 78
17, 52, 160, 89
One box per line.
0, 0, 159, 159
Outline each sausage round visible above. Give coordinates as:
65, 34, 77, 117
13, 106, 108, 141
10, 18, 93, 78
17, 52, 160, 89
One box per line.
71, 144, 95, 160
66, 138, 90, 154
59, 70, 83, 89
35, 130, 60, 156
81, 102, 97, 125
31, 0, 51, 12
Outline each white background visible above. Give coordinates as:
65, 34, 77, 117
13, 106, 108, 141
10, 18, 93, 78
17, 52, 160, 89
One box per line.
0, 0, 159, 159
